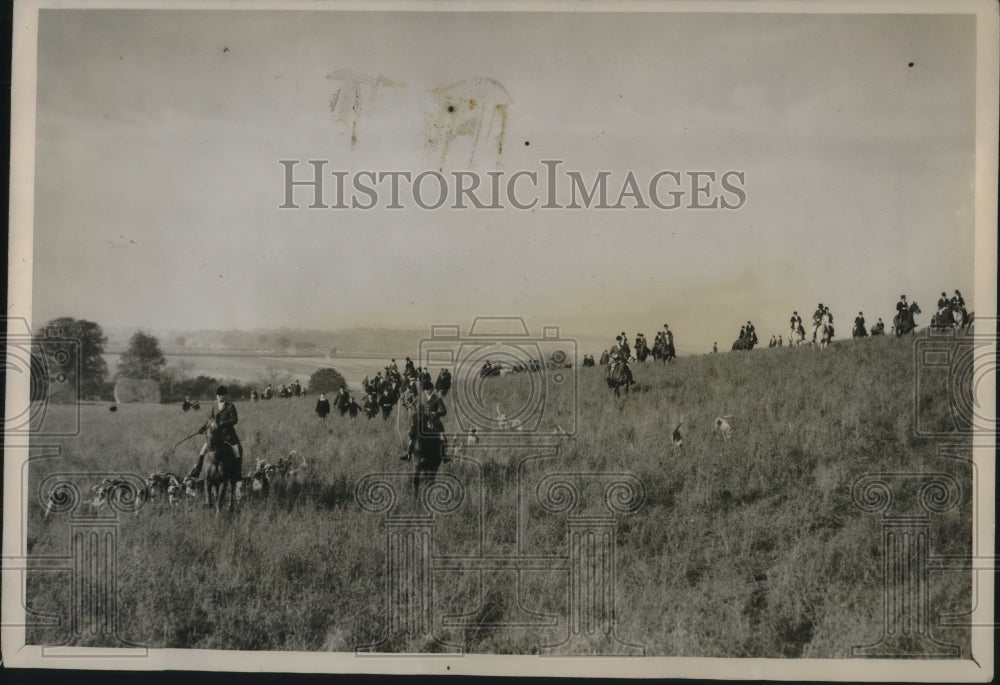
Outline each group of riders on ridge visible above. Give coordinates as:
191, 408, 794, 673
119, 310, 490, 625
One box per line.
751, 289, 969, 352
182, 287, 969, 500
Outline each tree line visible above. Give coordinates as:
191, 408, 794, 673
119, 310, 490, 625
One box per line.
31, 317, 346, 404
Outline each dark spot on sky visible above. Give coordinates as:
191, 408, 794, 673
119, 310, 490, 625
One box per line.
524, 141, 530, 146
908, 62, 914, 67
447, 105, 455, 113
223, 46, 230, 53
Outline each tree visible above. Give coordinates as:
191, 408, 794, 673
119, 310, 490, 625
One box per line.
308, 367, 347, 394
276, 336, 292, 352
118, 331, 167, 381
35, 318, 109, 400
255, 366, 293, 391
175, 335, 187, 347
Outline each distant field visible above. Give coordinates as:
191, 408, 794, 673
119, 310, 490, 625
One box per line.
33, 334, 974, 656
102, 353, 391, 391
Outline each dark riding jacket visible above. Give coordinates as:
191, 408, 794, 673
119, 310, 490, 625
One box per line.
208, 401, 240, 446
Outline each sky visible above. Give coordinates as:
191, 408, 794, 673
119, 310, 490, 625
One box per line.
28, 7, 979, 354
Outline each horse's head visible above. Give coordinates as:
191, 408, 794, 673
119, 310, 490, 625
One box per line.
911, 302, 921, 314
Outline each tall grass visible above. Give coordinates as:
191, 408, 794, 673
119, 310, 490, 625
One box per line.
25, 334, 972, 656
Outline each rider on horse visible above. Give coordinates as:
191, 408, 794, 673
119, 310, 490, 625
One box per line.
937, 292, 950, 314
896, 295, 908, 316
610, 335, 635, 386
952, 289, 968, 323
189, 386, 243, 479
401, 380, 447, 462
812, 304, 829, 343
618, 332, 632, 360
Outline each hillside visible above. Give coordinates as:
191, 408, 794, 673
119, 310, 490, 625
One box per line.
26, 333, 973, 656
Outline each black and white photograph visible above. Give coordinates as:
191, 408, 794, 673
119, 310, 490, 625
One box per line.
3, 0, 997, 679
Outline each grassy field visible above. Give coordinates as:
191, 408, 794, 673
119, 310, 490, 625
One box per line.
26, 333, 973, 656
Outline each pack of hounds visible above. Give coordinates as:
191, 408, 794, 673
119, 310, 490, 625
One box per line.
44, 452, 309, 517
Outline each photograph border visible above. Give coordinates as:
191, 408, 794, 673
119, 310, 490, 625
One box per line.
4, 0, 997, 679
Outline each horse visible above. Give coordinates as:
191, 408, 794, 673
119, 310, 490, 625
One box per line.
634, 340, 650, 363
480, 364, 501, 378
852, 322, 868, 338
732, 334, 757, 351
870, 324, 885, 337
203, 421, 241, 514
931, 305, 971, 332
652, 339, 676, 363
893, 302, 921, 336
606, 362, 631, 397
814, 322, 834, 349
962, 311, 975, 332
599, 350, 610, 365
789, 324, 806, 346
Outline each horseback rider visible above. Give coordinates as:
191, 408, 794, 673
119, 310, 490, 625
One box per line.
854, 311, 866, 334
812, 303, 825, 326
788, 311, 806, 345
746, 321, 757, 345
937, 292, 950, 314
952, 289, 967, 322
610, 335, 636, 386
812, 303, 825, 343
896, 295, 908, 315
401, 380, 447, 461
634, 333, 645, 355
188, 386, 243, 479
874, 318, 885, 334
619, 332, 632, 360
664, 324, 674, 346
